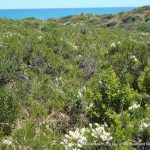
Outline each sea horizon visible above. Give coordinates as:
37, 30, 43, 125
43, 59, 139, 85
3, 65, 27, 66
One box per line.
0, 7, 136, 19
0, 6, 137, 10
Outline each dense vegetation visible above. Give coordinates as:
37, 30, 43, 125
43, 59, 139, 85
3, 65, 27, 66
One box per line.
0, 6, 150, 150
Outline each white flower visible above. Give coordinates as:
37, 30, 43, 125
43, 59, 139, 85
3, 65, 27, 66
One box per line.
77, 143, 83, 148
129, 103, 140, 111
95, 123, 99, 127
130, 55, 138, 62
68, 143, 74, 147
80, 128, 86, 134
56, 77, 58, 81
2, 138, 13, 146
89, 123, 92, 129
89, 102, 94, 108
139, 120, 149, 131
65, 134, 71, 139
91, 124, 113, 143
142, 122, 149, 128
117, 41, 121, 45
111, 42, 116, 48
56, 77, 62, 82
38, 36, 43, 41
99, 80, 102, 84
82, 86, 86, 91
78, 91, 82, 98
141, 32, 148, 36
62, 128, 87, 149
61, 123, 113, 149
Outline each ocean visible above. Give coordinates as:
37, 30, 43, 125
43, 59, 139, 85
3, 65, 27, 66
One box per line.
0, 7, 135, 19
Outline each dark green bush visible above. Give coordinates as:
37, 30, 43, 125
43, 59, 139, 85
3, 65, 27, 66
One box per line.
122, 15, 137, 23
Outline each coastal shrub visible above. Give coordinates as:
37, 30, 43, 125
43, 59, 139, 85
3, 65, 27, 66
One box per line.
101, 14, 114, 20
122, 15, 137, 23
86, 67, 140, 122
106, 40, 150, 90
139, 63, 150, 95
105, 21, 117, 27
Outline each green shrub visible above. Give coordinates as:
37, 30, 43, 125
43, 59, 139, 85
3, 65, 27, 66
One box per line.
86, 67, 140, 122
139, 63, 150, 95
122, 15, 137, 23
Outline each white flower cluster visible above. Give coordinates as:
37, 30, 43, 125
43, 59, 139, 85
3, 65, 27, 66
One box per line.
4, 32, 23, 38
128, 103, 140, 111
99, 80, 102, 84
91, 123, 113, 144
37, 31, 44, 41
2, 137, 13, 146
55, 77, 62, 82
117, 41, 121, 45
111, 41, 121, 48
141, 32, 149, 36
139, 118, 150, 131
37, 35, 44, 41
111, 42, 116, 48
61, 128, 87, 150
61, 123, 113, 150
130, 55, 138, 62
78, 54, 82, 58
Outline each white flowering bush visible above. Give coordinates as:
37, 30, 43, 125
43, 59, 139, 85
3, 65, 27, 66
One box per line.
61, 123, 113, 149
61, 128, 87, 149
90, 123, 113, 144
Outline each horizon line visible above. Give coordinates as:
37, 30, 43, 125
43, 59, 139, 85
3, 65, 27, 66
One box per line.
0, 6, 139, 10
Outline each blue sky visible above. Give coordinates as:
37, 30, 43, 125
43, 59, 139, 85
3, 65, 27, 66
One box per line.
0, 0, 150, 9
